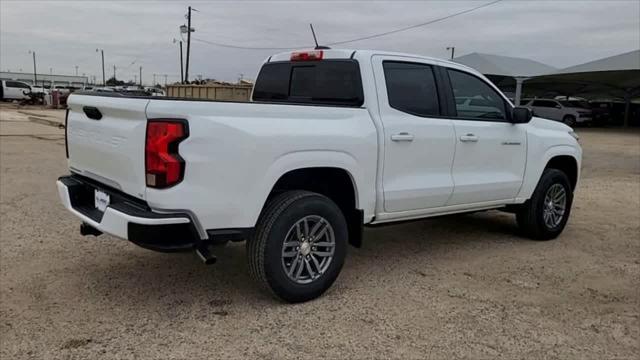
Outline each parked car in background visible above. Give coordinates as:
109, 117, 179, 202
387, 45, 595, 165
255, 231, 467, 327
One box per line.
520, 98, 592, 126
30, 85, 51, 96
94, 87, 115, 93
52, 85, 71, 94
455, 96, 506, 120
558, 99, 611, 124
0, 80, 32, 100
145, 87, 165, 96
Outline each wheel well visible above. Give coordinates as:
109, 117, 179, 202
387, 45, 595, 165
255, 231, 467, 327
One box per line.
269, 167, 363, 247
545, 156, 578, 190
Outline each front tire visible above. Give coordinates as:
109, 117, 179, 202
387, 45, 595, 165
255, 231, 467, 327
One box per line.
247, 190, 348, 303
517, 169, 573, 240
563, 115, 576, 127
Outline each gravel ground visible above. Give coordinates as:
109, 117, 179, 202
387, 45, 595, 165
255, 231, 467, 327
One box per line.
1, 108, 639, 359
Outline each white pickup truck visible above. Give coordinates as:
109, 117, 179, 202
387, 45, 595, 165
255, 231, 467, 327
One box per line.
58, 49, 581, 302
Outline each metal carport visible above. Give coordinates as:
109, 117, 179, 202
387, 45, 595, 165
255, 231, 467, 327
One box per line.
452, 52, 557, 105
522, 50, 640, 126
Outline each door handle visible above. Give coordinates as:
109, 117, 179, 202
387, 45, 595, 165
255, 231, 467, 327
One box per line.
459, 133, 478, 142
391, 132, 414, 142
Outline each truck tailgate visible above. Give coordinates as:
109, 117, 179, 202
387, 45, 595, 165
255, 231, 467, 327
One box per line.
66, 95, 149, 199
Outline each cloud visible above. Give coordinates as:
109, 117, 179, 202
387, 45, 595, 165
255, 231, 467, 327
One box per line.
1, 0, 638, 83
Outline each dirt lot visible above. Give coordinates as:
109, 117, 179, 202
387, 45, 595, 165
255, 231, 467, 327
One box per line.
1, 107, 639, 359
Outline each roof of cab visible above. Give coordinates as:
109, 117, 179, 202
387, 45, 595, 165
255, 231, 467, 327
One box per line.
267, 48, 479, 74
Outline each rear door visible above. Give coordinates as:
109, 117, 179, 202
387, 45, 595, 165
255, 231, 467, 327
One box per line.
66, 95, 150, 199
373, 56, 456, 212
443, 68, 526, 205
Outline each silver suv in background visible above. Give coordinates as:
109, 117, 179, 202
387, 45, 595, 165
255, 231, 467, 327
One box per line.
521, 99, 592, 126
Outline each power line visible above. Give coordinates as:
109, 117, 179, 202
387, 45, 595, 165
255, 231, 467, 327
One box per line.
329, 0, 503, 46
192, 38, 299, 51
192, 0, 503, 51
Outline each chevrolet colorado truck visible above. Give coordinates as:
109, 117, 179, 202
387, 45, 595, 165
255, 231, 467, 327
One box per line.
57, 49, 582, 302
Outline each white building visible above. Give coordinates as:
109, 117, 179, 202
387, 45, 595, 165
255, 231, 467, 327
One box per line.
0, 71, 88, 88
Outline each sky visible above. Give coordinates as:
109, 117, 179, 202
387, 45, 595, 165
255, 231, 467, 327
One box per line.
1, 0, 639, 85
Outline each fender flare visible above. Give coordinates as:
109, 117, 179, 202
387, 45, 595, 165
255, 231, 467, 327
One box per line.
516, 145, 581, 201
245, 150, 364, 227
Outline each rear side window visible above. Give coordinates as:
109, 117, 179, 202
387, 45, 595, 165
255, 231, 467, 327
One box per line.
6, 81, 30, 89
532, 100, 557, 108
383, 61, 440, 117
252, 60, 364, 106
448, 69, 507, 120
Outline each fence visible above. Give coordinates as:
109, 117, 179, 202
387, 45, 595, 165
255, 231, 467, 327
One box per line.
165, 84, 253, 101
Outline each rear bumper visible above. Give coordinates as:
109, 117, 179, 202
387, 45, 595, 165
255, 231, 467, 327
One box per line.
57, 175, 202, 252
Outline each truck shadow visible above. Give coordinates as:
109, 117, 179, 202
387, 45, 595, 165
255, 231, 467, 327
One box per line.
79, 210, 523, 309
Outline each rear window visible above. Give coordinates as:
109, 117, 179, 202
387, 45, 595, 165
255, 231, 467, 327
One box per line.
252, 60, 364, 106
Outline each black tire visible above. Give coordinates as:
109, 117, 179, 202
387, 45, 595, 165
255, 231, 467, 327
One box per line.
517, 169, 573, 240
247, 190, 348, 303
563, 115, 576, 127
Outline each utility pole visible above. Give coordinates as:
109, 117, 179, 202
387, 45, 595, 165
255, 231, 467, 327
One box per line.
113, 65, 116, 82
96, 49, 106, 85
164, 74, 168, 87
139, 66, 143, 86
183, 6, 196, 83
75, 65, 78, 76
180, 40, 184, 84
446, 46, 455, 60
153, 74, 157, 86
29, 51, 37, 86
134, 75, 137, 84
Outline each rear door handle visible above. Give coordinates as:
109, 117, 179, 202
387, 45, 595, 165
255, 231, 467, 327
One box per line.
391, 132, 414, 142
459, 133, 478, 142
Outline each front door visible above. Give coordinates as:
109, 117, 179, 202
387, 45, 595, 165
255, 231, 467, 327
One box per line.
444, 68, 527, 205
373, 57, 456, 212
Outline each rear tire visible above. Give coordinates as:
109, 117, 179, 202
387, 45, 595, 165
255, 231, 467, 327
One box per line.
563, 115, 576, 127
247, 190, 347, 303
517, 169, 573, 240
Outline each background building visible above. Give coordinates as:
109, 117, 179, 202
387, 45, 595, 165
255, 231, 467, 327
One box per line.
0, 71, 88, 88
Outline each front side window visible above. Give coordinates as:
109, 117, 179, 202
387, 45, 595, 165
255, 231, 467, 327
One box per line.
383, 61, 440, 117
448, 69, 507, 120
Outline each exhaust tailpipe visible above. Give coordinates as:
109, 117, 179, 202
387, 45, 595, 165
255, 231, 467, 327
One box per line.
80, 222, 102, 236
196, 246, 217, 265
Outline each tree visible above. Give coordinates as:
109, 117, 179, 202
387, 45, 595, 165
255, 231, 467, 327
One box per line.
105, 76, 125, 86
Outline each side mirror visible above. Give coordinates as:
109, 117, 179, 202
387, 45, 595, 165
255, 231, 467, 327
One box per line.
511, 106, 532, 124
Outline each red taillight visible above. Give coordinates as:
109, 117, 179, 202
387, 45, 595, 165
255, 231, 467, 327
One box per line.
290, 50, 323, 61
145, 120, 188, 188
